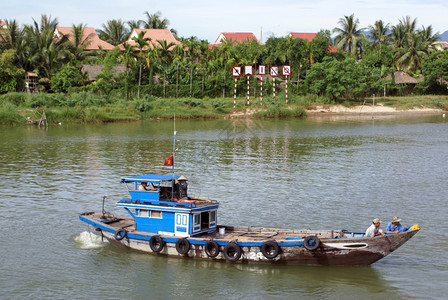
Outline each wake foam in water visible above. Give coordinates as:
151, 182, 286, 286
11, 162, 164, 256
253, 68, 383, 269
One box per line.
74, 231, 108, 249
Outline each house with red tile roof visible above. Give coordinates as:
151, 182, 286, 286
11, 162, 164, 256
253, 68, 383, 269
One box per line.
55, 27, 115, 50
288, 32, 337, 53
125, 28, 181, 50
209, 32, 259, 48
288, 32, 317, 42
0, 20, 6, 28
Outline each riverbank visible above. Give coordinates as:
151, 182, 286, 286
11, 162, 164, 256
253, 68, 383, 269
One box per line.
1, 93, 447, 125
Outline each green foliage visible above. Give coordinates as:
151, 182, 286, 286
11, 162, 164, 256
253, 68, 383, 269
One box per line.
0, 92, 28, 106
51, 64, 87, 93
0, 49, 25, 93
253, 106, 306, 119
421, 51, 448, 94
306, 56, 382, 101
0, 101, 25, 125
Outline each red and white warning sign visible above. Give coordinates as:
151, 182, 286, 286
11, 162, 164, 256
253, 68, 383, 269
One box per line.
244, 65, 253, 76
232, 66, 241, 77
270, 66, 278, 77
258, 65, 266, 75
282, 65, 291, 76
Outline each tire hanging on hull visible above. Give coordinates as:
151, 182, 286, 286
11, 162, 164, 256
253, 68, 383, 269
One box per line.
149, 235, 165, 253
261, 241, 280, 259
204, 240, 220, 258
114, 229, 127, 240
303, 236, 320, 251
175, 238, 191, 255
223, 242, 242, 261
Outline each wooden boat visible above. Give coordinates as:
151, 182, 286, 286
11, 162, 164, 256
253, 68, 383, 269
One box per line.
79, 174, 419, 266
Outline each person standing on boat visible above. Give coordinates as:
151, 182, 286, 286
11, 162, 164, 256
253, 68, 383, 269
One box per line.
386, 216, 403, 234
138, 182, 148, 191
365, 218, 386, 237
177, 175, 188, 199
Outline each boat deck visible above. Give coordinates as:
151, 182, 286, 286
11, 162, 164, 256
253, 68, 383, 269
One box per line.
82, 212, 345, 241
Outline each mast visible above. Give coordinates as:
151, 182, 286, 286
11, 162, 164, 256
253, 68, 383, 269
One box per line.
171, 112, 176, 199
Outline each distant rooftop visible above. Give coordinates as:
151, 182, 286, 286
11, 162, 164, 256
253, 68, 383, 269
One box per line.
55, 27, 115, 50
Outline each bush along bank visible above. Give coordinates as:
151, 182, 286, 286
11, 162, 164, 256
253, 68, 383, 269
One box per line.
0, 92, 318, 125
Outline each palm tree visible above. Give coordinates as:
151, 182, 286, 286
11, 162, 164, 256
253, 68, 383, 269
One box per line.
65, 24, 95, 63
141, 11, 178, 38
24, 15, 68, 81
419, 25, 439, 52
333, 14, 365, 55
368, 20, 391, 55
127, 20, 142, 31
132, 31, 151, 98
218, 39, 234, 97
120, 42, 136, 98
396, 32, 426, 73
97, 19, 129, 46
171, 42, 185, 97
184, 36, 200, 96
142, 11, 169, 29
0, 19, 32, 71
156, 39, 176, 97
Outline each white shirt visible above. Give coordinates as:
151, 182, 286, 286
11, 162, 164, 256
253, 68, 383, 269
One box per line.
138, 184, 147, 191
365, 224, 383, 237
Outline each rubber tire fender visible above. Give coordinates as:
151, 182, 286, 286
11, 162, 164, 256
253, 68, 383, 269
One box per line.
175, 238, 191, 255
261, 241, 280, 259
149, 235, 165, 253
303, 236, 320, 251
223, 242, 242, 262
114, 229, 127, 240
204, 240, 220, 258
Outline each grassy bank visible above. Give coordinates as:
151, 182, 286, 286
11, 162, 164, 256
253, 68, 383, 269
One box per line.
0, 92, 447, 125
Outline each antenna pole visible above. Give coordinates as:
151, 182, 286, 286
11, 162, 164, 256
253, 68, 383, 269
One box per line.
171, 112, 177, 199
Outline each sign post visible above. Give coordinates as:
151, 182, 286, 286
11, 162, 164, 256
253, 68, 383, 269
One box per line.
270, 66, 278, 100
244, 65, 253, 106
232, 66, 241, 109
258, 65, 266, 105
282, 65, 291, 104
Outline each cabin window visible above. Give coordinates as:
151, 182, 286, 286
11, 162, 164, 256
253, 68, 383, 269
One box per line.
210, 211, 216, 222
139, 209, 149, 217
193, 214, 200, 226
150, 210, 162, 219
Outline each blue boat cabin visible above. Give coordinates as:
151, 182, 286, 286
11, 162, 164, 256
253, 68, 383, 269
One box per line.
117, 174, 219, 237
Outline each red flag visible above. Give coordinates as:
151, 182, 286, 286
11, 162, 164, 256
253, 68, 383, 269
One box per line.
164, 155, 173, 166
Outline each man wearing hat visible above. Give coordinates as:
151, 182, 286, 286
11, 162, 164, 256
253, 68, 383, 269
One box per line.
365, 218, 386, 237
177, 175, 188, 199
386, 216, 403, 234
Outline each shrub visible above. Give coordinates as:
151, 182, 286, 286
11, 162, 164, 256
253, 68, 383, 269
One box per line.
0, 101, 25, 125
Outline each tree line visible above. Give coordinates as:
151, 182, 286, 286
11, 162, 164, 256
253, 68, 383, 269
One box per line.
1, 12, 448, 103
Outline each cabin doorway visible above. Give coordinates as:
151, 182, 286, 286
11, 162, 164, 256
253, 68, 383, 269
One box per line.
200, 211, 209, 229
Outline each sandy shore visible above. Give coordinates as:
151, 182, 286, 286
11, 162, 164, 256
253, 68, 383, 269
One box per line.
228, 104, 446, 119
306, 104, 444, 115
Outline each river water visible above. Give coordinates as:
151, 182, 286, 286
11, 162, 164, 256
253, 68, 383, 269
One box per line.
1, 114, 447, 299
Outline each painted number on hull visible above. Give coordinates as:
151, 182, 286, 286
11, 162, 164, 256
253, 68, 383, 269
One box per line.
244, 252, 266, 260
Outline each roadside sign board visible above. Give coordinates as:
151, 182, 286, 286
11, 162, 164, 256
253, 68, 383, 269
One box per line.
244, 65, 253, 76
232, 66, 241, 77
258, 65, 266, 75
270, 66, 279, 77
282, 65, 291, 76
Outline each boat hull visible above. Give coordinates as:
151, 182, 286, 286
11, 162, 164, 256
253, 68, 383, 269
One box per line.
80, 212, 419, 266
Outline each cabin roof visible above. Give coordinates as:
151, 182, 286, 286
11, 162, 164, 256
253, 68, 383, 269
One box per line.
121, 174, 180, 183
